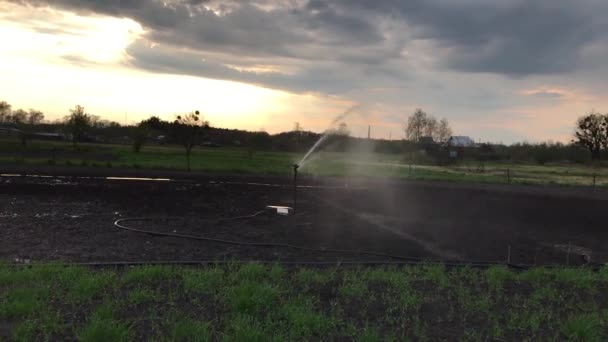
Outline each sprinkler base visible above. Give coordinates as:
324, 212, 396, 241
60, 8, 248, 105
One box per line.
266, 205, 294, 216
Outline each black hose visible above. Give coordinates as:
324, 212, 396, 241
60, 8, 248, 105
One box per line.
114, 210, 437, 262
12, 260, 524, 269
9, 259, 606, 270
111, 210, 603, 269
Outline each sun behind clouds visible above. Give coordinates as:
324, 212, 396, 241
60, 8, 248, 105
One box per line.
0, 2, 344, 133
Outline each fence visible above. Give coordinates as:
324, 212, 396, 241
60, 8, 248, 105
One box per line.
403, 162, 607, 188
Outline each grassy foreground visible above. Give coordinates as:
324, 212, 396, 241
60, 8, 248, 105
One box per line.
1, 138, 607, 186
1, 263, 608, 341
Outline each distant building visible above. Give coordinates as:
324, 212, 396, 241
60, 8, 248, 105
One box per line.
418, 136, 436, 145
32, 132, 66, 141
1, 124, 67, 141
202, 141, 221, 147
447, 136, 476, 159
154, 135, 167, 144
447, 136, 475, 147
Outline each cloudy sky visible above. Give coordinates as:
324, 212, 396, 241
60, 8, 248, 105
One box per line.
2, 0, 608, 143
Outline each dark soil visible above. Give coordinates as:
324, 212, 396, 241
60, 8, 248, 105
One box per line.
2, 174, 608, 265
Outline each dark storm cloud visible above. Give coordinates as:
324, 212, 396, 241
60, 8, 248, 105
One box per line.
13, 0, 403, 93
343, 0, 608, 75
125, 40, 407, 94
11, 0, 608, 93
14, 0, 384, 54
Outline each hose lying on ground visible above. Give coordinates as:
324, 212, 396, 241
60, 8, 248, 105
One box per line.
114, 209, 444, 263
113, 209, 600, 269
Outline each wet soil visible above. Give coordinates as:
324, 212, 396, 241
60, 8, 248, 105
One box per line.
1, 174, 607, 265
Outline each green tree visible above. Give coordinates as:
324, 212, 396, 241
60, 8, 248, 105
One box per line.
142, 116, 170, 132
247, 130, 271, 158
131, 121, 150, 153
65, 105, 92, 151
172, 110, 209, 171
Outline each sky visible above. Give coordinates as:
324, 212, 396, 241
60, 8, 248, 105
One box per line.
2, 0, 608, 143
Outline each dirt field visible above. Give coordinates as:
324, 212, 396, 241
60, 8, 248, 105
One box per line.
2, 173, 608, 266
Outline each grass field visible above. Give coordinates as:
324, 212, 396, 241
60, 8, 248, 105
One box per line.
1, 263, 607, 341
1, 138, 607, 186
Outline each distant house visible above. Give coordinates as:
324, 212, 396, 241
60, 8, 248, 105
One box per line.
202, 141, 221, 147
447, 136, 476, 147
447, 136, 476, 159
418, 136, 436, 145
154, 135, 167, 144
32, 132, 66, 141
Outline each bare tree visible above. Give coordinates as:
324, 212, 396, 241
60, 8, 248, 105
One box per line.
574, 112, 608, 161
65, 105, 92, 151
405, 108, 428, 142
16, 110, 44, 146
172, 110, 209, 171
424, 116, 438, 139
436, 118, 453, 143
405, 109, 453, 143
26, 109, 44, 125
0, 101, 11, 123
9, 109, 27, 124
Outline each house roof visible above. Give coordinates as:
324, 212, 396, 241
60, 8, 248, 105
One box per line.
448, 136, 475, 147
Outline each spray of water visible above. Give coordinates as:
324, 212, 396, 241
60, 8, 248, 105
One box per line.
297, 105, 360, 169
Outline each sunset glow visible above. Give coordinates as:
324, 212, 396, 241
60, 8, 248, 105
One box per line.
2, 1, 608, 142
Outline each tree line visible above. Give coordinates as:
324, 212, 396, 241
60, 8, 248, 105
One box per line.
2, 99, 608, 166
401, 108, 608, 164
66, 106, 209, 171
0, 101, 45, 125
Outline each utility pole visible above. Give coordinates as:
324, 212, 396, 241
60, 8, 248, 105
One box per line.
368, 125, 371, 139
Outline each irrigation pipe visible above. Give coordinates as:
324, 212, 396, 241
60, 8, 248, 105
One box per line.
113, 210, 427, 262
0, 173, 356, 190
12, 260, 508, 268
6, 211, 600, 270
111, 209, 590, 269
10, 259, 606, 271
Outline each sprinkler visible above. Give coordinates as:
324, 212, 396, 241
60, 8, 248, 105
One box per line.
262, 164, 298, 216
292, 164, 299, 214
261, 164, 298, 216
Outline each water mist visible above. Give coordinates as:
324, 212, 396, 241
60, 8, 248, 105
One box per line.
297, 105, 361, 169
